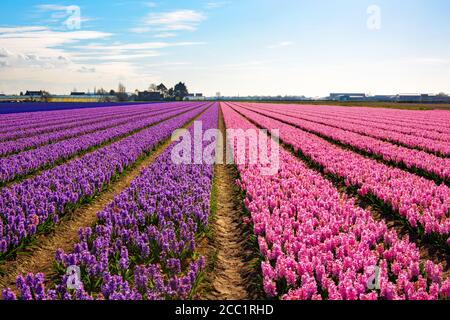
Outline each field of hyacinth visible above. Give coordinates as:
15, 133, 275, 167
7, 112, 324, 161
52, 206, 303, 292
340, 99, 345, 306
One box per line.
0, 101, 449, 301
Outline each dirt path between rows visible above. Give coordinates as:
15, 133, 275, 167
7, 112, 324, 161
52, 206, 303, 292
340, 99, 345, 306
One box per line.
0, 105, 211, 293
199, 105, 260, 300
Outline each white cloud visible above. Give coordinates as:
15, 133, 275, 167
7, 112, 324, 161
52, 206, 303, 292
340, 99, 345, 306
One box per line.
268, 41, 294, 49
0, 26, 112, 72
74, 52, 161, 61
37, 4, 71, 11
68, 41, 204, 65
0, 26, 49, 33
0, 48, 71, 69
77, 66, 96, 73
0, 27, 112, 63
130, 8, 206, 38
73, 41, 204, 51
0, 9, 205, 93
139, 9, 205, 32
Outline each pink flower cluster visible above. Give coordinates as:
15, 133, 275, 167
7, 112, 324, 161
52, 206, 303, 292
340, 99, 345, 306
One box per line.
222, 104, 450, 300
229, 104, 450, 243
235, 104, 450, 182
249, 103, 450, 142
247, 102, 450, 134
242, 103, 450, 156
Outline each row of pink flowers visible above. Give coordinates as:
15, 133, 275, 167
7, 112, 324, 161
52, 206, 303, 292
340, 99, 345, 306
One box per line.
243, 103, 450, 156
235, 104, 449, 182
255, 104, 450, 143
228, 104, 450, 244
250, 103, 450, 136
246, 103, 450, 134
222, 104, 450, 300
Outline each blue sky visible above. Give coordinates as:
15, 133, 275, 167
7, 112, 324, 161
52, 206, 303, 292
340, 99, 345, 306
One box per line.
0, 0, 449, 96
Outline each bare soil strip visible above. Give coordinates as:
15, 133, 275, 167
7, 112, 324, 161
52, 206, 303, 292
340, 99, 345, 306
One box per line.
198, 105, 261, 300
0, 105, 212, 293
230, 105, 450, 279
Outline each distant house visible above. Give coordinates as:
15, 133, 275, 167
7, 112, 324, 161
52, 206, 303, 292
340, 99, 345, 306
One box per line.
184, 93, 206, 101
329, 93, 367, 101
396, 94, 421, 103
395, 94, 450, 103
25, 90, 45, 97
137, 91, 163, 101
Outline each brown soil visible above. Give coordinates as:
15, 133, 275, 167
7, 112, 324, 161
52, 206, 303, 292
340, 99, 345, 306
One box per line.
198, 105, 261, 300
0, 105, 211, 294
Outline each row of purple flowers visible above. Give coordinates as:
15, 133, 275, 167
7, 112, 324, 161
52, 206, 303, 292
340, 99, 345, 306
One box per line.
0, 104, 210, 258
0, 104, 204, 184
2, 104, 218, 300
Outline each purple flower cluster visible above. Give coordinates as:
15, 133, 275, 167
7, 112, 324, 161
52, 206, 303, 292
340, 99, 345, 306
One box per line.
2, 273, 57, 300
0, 103, 189, 155
0, 104, 203, 183
0, 104, 210, 257
235, 104, 450, 182
0, 104, 152, 138
222, 105, 450, 300
3, 104, 218, 300
0, 106, 139, 142
230, 104, 450, 243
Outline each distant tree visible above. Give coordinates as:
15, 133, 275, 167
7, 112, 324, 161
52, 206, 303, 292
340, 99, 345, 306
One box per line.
97, 88, 108, 95
174, 82, 189, 100
167, 87, 174, 99
20, 91, 23, 96
116, 83, 128, 102
156, 83, 168, 97
42, 91, 51, 102
149, 83, 158, 92
109, 89, 116, 96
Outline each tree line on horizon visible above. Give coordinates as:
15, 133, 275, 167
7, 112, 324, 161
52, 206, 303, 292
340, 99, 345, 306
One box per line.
95, 82, 190, 102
